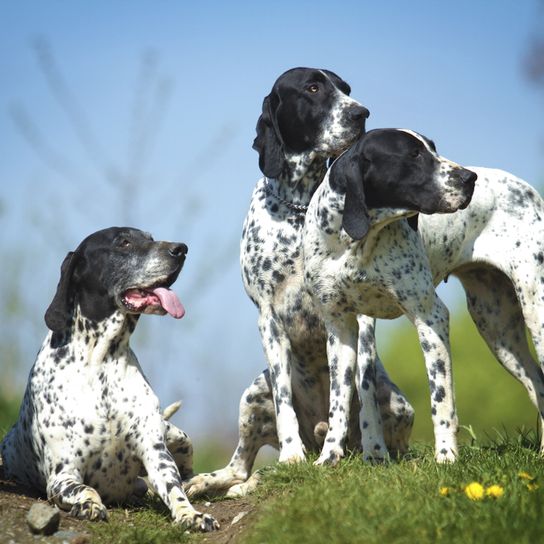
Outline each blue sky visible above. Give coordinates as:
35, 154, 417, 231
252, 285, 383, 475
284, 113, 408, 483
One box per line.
1, 1, 543, 442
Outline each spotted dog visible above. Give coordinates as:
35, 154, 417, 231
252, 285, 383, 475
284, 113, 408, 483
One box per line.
302, 129, 477, 463
0, 227, 218, 532
417, 170, 544, 452
185, 68, 414, 498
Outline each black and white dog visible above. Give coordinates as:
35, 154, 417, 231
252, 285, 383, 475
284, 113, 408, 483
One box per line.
185, 68, 415, 498
303, 129, 477, 463
0, 227, 218, 532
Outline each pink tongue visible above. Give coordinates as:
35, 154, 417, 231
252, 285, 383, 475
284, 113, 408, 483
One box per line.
152, 287, 185, 319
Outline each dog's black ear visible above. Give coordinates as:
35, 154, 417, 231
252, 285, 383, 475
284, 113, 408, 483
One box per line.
331, 149, 370, 241
44, 251, 78, 332
407, 214, 419, 231
252, 92, 286, 178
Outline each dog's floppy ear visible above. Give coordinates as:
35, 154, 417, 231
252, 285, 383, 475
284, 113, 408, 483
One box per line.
44, 250, 78, 332
252, 92, 286, 178
330, 148, 370, 241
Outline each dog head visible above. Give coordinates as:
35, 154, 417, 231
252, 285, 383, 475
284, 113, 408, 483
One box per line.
330, 128, 477, 240
253, 67, 369, 179
44, 227, 188, 333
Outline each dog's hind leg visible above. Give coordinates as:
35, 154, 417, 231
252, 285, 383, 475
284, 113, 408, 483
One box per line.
517, 271, 544, 381
47, 472, 108, 521
375, 356, 415, 457
459, 266, 544, 452
165, 421, 194, 480
184, 370, 277, 498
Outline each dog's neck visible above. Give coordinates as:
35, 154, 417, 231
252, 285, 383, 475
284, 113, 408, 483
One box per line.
318, 173, 417, 260
50, 307, 139, 366
272, 152, 328, 207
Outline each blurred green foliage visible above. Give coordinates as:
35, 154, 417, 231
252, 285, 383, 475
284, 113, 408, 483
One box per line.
0, 395, 20, 440
380, 306, 538, 444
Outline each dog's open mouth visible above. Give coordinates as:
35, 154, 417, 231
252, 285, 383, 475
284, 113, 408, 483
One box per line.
122, 287, 185, 319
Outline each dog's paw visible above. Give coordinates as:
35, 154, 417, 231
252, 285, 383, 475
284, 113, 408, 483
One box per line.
174, 510, 219, 532
184, 470, 243, 499
278, 443, 306, 464
225, 471, 263, 498
70, 499, 108, 521
361, 437, 389, 464
362, 449, 389, 464
183, 474, 214, 499
314, 447, 344, 467
435, 448, 457, 464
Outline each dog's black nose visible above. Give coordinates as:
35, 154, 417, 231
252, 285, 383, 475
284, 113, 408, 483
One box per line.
169, 243, 188, 258
349, 105, 370, 121
461, 169, 478, 185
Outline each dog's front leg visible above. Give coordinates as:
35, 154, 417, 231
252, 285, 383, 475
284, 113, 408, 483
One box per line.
315, 314, 358, 466
258, 311, 305, 463
47, 471, 107, 521
138, 436, 219, 532
411, 297, 458, 463
356, 316, 388, 462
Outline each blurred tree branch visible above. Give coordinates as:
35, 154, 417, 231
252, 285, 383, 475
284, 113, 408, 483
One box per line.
5, 36, 242, 400
524, 1, 544, 88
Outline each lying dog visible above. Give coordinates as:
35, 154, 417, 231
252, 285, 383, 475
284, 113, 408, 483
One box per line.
302, 128, 477, 463
185, 68, 414, 498
0, 227, 218, 532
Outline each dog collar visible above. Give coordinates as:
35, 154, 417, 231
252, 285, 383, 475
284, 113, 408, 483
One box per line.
263, 178, 309, 214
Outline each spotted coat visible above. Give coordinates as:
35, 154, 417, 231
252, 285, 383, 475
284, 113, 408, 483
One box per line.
185, 69, 415, 499
303, 129, 477, 464
0, 227, 218, 532
419, 167, 544, 453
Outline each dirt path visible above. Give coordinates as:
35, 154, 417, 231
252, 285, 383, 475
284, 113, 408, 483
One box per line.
0, 464, 256, 544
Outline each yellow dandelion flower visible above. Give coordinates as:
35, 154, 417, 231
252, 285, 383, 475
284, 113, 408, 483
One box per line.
527, 482, 539, 492
485, 485, 504, 499
464, 482, 485, 500
439, 486, 451, 497
518, 471, 534, 481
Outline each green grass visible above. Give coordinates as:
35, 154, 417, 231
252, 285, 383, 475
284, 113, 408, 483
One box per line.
245, 435, 544, 544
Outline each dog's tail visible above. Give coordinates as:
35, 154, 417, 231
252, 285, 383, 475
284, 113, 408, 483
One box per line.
313, 421, 329, 447
162, 401, 182, 421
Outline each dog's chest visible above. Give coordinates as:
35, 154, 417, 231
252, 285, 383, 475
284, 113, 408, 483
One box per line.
31, 342, 158, 492
241, 194, 306, 303
241, 187, 326, 353
307, 222, 429, 319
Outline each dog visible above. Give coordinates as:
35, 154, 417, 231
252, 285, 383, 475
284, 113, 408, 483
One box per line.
203, 143, 544, 475
417, 169, 544, 453
302, 128, 477, 463
0, 227, 218, 532
184, 68, 415, 498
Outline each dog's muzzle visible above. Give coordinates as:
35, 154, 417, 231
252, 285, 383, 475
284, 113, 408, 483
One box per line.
455, 168, 477, 209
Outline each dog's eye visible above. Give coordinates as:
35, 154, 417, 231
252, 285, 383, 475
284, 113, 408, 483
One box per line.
411, 149, 421, 158
307, 84, 319, 93
118, 238, 131, 248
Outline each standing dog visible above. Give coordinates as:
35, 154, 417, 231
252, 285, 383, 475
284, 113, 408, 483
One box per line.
303, 129, 477, 463
418, 169, 544, 452
203, 141, 544, 474
1, 227, 218, 532
185, 68, 414, 498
